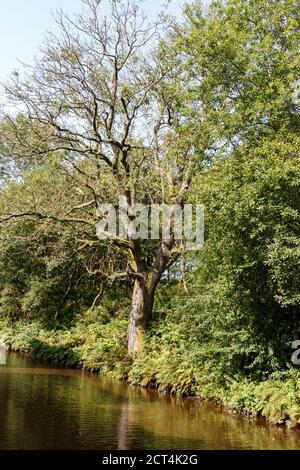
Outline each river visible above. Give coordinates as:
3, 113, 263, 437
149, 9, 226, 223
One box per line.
0, 349, 299, 450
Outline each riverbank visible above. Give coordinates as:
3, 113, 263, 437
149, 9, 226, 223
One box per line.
2, 350, 300, 450
1, 311, 300, 431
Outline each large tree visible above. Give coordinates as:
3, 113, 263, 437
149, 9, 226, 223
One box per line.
0, 0, 207, 354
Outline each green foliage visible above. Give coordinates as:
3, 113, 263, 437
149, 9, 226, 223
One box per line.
0, 166, 130, 323
0, 300, 130, 373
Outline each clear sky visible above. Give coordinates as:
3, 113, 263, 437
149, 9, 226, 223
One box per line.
0, 0, 186, 84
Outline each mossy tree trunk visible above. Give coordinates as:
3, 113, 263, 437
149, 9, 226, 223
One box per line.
127, 242, 171, 355
128, 278, 152, 355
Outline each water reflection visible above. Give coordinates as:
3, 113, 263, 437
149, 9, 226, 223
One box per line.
0, 352, 299, 450
117, 402, 132, 450
0, 345, 6, 365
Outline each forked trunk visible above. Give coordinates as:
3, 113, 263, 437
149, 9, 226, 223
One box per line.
128, 278, 155, 355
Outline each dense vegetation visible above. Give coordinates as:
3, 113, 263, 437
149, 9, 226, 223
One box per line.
1, 0, 300, 428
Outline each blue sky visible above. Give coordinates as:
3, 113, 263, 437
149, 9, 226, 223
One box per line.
0, 0, 186, 84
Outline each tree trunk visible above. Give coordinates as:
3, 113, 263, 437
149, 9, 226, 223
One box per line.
127, 237, 170, 355
128, 278, 155, 355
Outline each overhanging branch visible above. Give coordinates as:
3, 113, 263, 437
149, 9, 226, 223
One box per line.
0, 212, 93, 226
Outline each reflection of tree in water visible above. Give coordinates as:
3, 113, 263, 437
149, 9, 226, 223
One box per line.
117, 401, 132, 450
0, 346, 6, 365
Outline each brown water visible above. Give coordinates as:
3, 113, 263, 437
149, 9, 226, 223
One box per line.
0, 350, 299, 450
